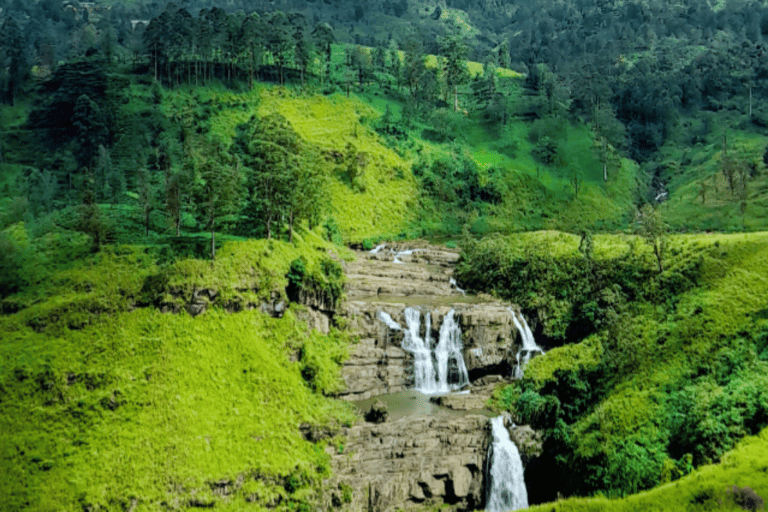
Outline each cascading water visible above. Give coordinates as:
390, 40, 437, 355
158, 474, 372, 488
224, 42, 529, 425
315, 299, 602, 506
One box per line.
393, 248, 418, 264
486, 416, 528, 512
369, 243, 387, 254
510, 309, 544, 379
379, 307, 469, 394
449, 277, 466, 296
402, 308, 437, 393
435, 310, 470, 392
377, 311, 402, 330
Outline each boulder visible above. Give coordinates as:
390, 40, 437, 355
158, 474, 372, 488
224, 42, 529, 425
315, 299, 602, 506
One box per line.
365, 399, 388, 423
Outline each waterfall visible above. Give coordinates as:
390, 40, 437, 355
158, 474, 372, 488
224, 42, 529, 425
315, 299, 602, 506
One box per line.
377, 311, 402, 330
369, 243, 387, 254
402, 308, 437, 393
435, 310, 470, 393
393, 248, 418, 264
510, 310, 544, 379
379, 307, 469, 394
450, 277, 466, 296
486, 416, 528, 512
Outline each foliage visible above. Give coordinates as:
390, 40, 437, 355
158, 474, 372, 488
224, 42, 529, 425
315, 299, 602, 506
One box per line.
0, 306, 355, 512
476, 231, 768, 499
0, 225, 354, 511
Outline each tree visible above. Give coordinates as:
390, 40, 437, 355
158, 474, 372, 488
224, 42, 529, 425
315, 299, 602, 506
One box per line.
234, 114, 299, 240
350, 45, 373, 88
143, 9, 171, 81
1, 17, 25, 106
77, 168, 106, 252
72, 94, 108, 170
636, 204, 667, 273
440, 34, 471, 111
402, 36, 426, 99
234, 114, 324, 241
264, 11, 293, 85
136, 166, 158, 237
312, 22, 335, 85
593, 103, 625, 181
241, 13, 266, 87
197, 139, 242, 259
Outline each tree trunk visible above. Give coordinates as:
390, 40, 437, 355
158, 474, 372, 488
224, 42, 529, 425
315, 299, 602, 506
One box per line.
288, 209, 294, 243
454, 85, 459, 111
654, 244, 663, 273
211, 226, 216, 260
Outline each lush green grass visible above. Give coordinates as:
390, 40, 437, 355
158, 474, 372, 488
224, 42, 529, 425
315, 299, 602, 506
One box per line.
655, 110, 768, 232
0, 224, 355, 512
0, 307, 354, 512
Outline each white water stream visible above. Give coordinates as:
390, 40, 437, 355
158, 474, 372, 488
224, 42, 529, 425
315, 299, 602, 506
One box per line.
379, 307, 469, 394
510, 309, 544, 379
486, 416, 528, 512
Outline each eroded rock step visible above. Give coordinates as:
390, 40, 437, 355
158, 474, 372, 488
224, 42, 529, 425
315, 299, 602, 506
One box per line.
326, 415, 490, 512
344, 244, 463, 300
339, 300, 523, 400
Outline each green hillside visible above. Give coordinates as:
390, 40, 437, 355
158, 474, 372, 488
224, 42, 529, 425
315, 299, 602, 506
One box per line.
458, 230, 768, 502
3, 0, 768, 510
0, 228, 355, 511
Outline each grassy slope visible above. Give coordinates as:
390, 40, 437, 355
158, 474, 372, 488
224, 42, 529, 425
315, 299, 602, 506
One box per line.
529, 425, 768, 511
658, 112, 768, 232
474, 231, 768, 503
163, 84, 418, 244
0, 227, 355, 512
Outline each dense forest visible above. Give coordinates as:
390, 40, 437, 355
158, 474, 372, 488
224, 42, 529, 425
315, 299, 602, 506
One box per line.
2, 0, 768, 510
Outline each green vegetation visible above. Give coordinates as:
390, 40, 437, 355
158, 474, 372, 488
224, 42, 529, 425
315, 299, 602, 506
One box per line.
459, 230, 768, 500
0, 226, 354, 512
4, 0, 768, 509
528, 426, 768, 511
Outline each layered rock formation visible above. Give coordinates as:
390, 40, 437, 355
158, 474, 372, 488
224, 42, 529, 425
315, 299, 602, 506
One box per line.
339, 244, 527, 400
326, 243, 542, 512
326, 414, 489, 512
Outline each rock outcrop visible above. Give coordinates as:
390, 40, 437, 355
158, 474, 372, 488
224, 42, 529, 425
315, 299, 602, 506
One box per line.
338, 245, 527, 400
326, 243, 543, 512
326, 414, 489, 512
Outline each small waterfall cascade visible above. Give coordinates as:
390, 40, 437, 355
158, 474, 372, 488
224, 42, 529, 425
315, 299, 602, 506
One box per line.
393, 248, 418, 264
369, 243, 387, 254
402, 308, 437, 393
485, 416, 528, 512
377, 311, 402, 330
435, 310, 470, 392
510, 310, 544, 379
379, 307, 470, 394
449, 277, 466, 296
368, 244, 422, 264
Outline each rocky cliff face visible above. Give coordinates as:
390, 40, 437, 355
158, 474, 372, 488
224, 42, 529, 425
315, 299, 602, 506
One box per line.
326, 414, 489, 512
325, 243, 542, 512
325, 413, 543, 512
338, 244, 526, 400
